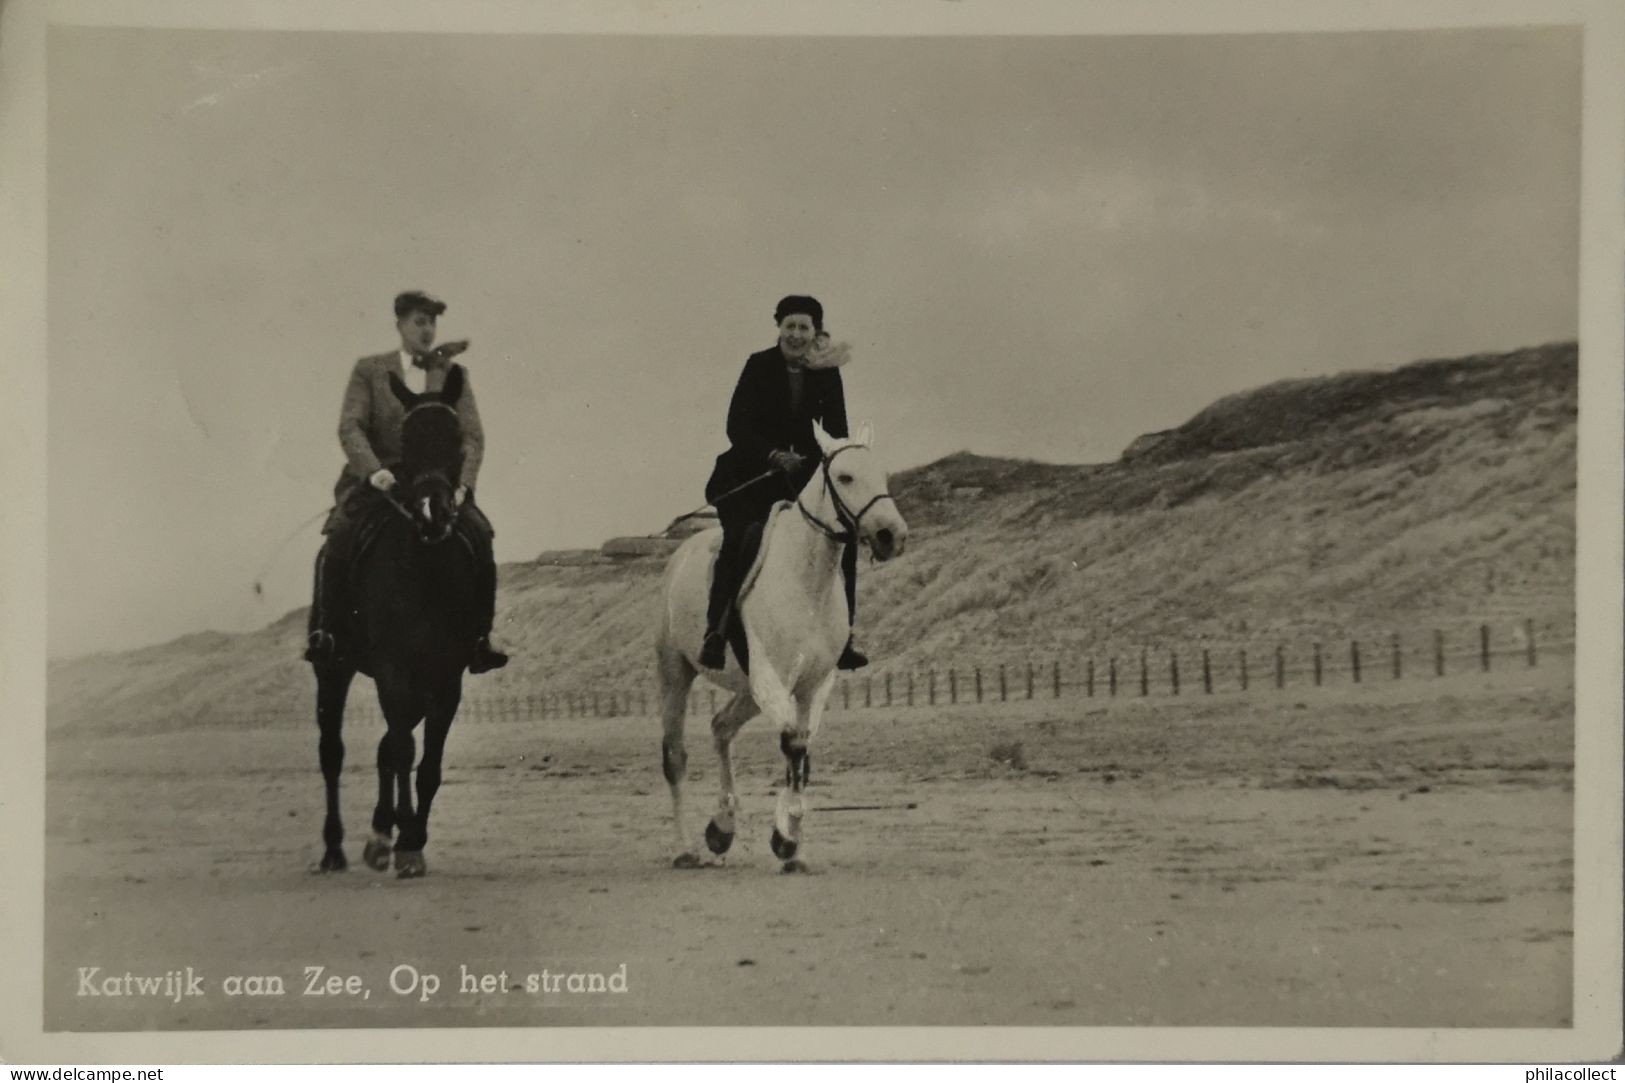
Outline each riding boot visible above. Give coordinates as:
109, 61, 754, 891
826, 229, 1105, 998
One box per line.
303, 539, 348, 666
836, 539, 868, 671
700, 531, 739, 671
466, 524, 509, 675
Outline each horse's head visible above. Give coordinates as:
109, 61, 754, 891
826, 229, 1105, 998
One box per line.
389, 366, 466, 545
810, 419, 909, 562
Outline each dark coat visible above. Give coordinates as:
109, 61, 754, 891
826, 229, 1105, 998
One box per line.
705, 345, 849, 519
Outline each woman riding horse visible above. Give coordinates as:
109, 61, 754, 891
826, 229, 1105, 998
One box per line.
304, 289, 508, 674
700, 294, 867, 672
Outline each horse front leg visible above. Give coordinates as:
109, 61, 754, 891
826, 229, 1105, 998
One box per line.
772, 729, 810, 870
315, 665, 356, 872
772, 671, 833, 875
376, 685, 425, 879
364, 734, 395, 871
747, 652, 814, 873
406, 678, 461, 869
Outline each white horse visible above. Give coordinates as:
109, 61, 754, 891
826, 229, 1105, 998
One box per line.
655, 420, 909, 872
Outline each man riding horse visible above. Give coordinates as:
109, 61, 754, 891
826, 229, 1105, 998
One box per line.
303, 290, 508, 674
700, 294, 868, 673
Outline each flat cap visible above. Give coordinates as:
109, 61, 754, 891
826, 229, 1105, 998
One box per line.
394, 290, 447, 319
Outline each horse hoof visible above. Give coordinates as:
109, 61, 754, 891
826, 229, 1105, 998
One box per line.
705, 820, 735, 855
781, 859, 811, 875
770, 829, 798, 861
363, 837, 392, 872
672, 852, 704, 870
316, 850, 347, 873
395, 851, 427, 879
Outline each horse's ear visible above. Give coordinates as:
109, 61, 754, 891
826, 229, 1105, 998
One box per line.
855, 420, 874, 447
388, 373, 419, 409
812, 418, 836, 455
439, 364, 465, 406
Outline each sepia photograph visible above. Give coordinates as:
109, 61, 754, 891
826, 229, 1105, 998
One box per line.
4, 0, 1622, 1066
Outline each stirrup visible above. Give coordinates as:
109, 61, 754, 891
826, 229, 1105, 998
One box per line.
837, 640, 868, 671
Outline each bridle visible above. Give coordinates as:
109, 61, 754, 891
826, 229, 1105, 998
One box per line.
796, 443, 896, 545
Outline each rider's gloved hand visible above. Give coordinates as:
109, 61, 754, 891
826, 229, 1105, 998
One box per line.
369, 468, 398, 492
769, 449, 807, 474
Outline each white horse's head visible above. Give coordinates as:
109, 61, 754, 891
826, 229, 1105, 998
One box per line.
809, 419, 909, 562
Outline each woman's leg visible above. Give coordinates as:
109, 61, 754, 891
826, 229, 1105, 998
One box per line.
701, 511, 745, 668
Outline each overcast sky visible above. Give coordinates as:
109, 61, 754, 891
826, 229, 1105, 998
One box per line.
45, 25, 1580, 658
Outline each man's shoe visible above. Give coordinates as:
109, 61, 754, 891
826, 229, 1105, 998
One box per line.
304, 631, 339, 667
699, 631, 728, 671
469, 636, 509, 675
837, 639, 868, 671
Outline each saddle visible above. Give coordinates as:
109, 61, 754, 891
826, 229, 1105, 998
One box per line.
718, 501, 792, 675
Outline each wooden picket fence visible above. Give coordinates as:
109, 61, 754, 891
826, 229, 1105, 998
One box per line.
222, 617, 1571, 729
817, 619, 1570, 714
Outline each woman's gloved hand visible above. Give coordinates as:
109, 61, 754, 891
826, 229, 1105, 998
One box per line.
769, 449, 808, 474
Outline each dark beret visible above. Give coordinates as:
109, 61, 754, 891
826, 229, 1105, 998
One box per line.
773, 295, 823, 331
394, 290, 447, 319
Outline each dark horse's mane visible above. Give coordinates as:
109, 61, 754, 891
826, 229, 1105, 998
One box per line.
400, 403, 464, 483
393, 364, 466, 483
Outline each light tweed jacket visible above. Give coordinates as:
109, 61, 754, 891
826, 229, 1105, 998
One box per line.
328, 350, 485, 526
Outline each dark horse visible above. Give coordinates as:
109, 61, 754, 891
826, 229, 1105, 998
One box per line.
313, 366, 482, 879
